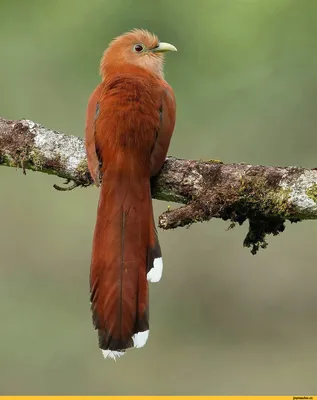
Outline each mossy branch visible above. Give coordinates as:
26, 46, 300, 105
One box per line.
1, 116, 317, 254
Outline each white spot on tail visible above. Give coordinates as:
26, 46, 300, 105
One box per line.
101, 350, 125, 361
147, 257, 163, 283
133, 330, 149, 348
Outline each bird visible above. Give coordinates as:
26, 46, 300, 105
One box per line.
85, 29, 177, 360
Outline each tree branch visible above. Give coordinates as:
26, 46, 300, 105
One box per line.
1, 116, 317, 254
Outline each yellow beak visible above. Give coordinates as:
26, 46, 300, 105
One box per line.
152, 42, 177, 53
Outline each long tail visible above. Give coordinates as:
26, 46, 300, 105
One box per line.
89, 167, 162, 360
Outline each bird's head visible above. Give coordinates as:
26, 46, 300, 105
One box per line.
100, 29, 177, 79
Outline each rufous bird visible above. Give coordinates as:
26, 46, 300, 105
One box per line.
85, 29, 177, 360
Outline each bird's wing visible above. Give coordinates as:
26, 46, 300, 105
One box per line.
150, 83, 176, 177
85, 83, 104, 186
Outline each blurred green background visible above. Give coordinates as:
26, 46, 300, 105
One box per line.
1, 0, 317, 395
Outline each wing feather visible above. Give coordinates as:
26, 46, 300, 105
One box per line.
150, 83, 176, 177
85, 83, 104, 186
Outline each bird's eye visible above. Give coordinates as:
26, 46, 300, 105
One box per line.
134, 44, 144, 53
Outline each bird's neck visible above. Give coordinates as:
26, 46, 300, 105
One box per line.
101, 62, 164, 82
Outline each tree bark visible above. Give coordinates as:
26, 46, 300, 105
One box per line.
1, 116, 317, 254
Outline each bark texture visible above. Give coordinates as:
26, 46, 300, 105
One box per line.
1, 117, 317, 254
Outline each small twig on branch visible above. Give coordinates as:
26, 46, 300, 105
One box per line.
1, 116, 317, 254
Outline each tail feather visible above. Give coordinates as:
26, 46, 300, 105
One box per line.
147, 204, 163, 283
90, 168, 158, 359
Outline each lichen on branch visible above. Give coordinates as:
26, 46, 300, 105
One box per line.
1, 116, 317, 254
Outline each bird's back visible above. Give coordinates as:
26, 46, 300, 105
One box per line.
95, 67, 163, 175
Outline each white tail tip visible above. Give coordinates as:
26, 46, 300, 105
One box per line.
147, 257, 163, 283
101, 330, 149, 359
101, 350, 125, 361
133, 330, 149, 348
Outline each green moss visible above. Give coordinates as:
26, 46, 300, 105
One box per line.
235, 176, 296, 255
76, 158, 88, 175
0, 154, 16, 168
75, 158, 93, 186
154, 187, 186, 203
306, 184, 317, 203
238, 176, 292, 217
28, 151, 67, 176
30, 148, 45, 169
200, 159, 223, 164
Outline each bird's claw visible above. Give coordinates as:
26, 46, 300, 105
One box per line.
53, 179, 80, 191
53, 177, 92, 191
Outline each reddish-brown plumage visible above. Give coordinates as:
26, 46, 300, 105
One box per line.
85, 29, 176, 359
